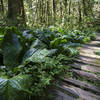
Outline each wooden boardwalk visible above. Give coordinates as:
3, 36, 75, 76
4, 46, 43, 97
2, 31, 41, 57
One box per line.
53, 34, 100, 100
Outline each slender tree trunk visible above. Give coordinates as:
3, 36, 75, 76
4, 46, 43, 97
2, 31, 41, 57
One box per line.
88, 0, 94, 17
41, 0, 44, 23
39, 0, 42, 23
64, 0, 68, 25
64, 0, 68, 15
52, 0, 56, 23
78, 1, 82, 22
69, 0, 71, 15
46, 0, 50, 26
64, 0, 67, 10
68, 0, 71, 22
82, 0, 87, 16
0, 0, 4, 12
20, 0, 26, 25
60, 1, 63, 20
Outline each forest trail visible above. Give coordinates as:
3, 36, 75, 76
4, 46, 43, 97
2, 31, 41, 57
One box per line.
53, 34, 100, 100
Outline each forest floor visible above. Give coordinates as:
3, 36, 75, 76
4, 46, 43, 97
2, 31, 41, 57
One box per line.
53, 33, 100, 100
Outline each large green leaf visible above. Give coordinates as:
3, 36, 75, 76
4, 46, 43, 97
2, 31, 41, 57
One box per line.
24, 49, 50, 63
3, 31, 22, 68
50, 37, 67, 48
63, 47, 79, 57
22, 39, 47, 62
30, 39, 47, 49
0, 75, 32, 100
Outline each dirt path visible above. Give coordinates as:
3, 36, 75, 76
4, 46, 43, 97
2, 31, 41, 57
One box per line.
53, 34, 100, 100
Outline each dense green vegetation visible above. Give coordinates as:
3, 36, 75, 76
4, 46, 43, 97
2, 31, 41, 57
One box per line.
0, 0, 100, 100
0, 26, 96, 99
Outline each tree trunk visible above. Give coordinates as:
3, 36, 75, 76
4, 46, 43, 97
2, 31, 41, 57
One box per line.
8, 0, 26, 26
82, 0, 87, 16
0, 0, 4, 12
68, 0, 71, 22
78, 1, 82, 22
64, 0, 68, 16
68, 0, 71, 15
88, 0, 94, 17
20, 0, 26, 25
64, 0, 68, 25
60, 2, 63, 20
46, 0, 50, 26
52, 0, 56, 23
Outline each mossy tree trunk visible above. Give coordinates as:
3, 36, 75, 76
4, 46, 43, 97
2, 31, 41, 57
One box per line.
8, 0, 26, 26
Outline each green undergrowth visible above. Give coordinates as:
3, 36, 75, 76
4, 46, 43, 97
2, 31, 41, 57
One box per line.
0, 26, 96, 99
94, 52, 100, 74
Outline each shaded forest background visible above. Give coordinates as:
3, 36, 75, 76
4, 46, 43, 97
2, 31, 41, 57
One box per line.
0, 0, 100, 30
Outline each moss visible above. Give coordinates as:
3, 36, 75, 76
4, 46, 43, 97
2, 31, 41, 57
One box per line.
95, 59, 100, 66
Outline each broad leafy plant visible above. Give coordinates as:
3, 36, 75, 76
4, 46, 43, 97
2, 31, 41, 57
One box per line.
0, 27, 34, 100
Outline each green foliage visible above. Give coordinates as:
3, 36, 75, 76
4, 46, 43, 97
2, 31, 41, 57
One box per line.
23, 57, 66, 96
24, 49, 50, 63
66, 30, 91, 43
3, 27, 22, 68
0, 75, 32, 100
0, 26, 96, 99
94, 51, 100, 56
0, 28, 5, 47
